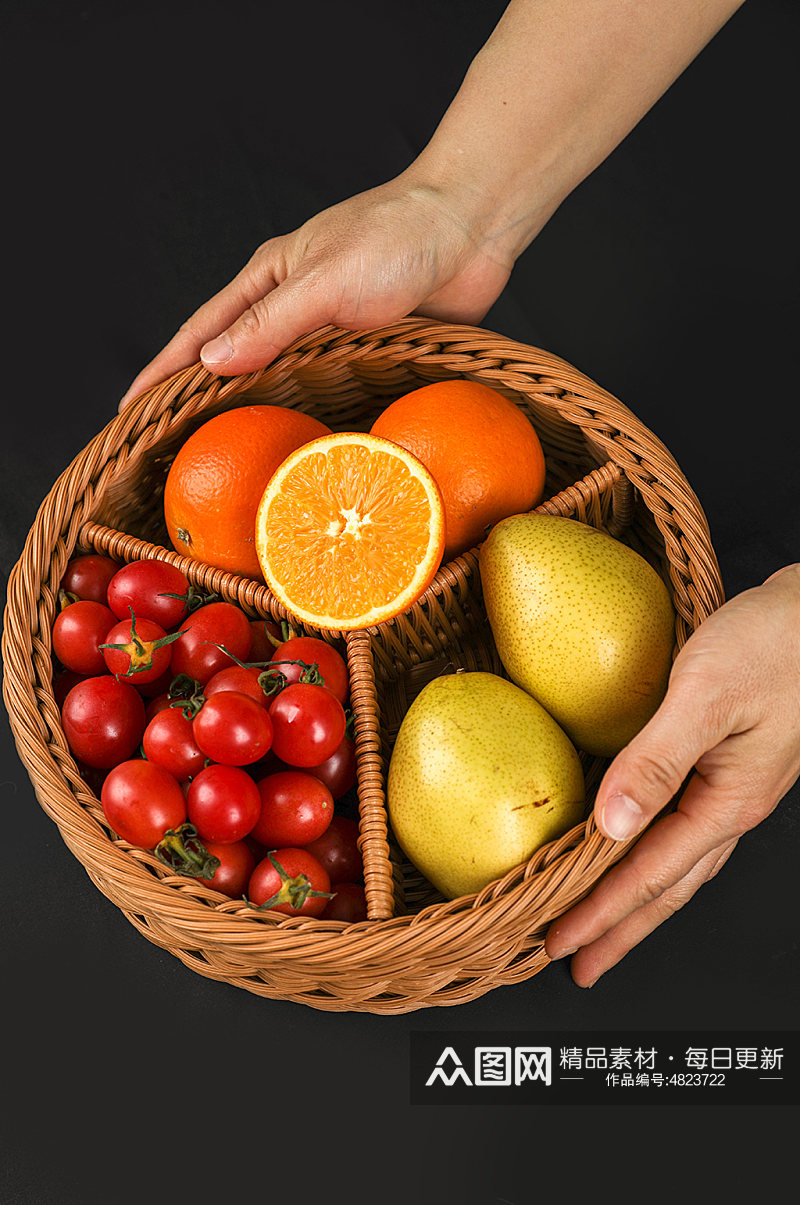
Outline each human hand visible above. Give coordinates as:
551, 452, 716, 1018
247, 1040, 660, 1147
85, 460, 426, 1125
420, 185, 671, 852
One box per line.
118, 172, 518, 409
545, 563, 800, 986
118, 0, 747, 411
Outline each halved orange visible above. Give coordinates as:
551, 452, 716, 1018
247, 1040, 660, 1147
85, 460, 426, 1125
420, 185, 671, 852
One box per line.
255, 432, 446, 630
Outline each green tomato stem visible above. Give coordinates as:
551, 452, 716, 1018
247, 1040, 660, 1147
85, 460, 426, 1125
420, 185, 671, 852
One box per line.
249, 852, 334, 912
155, 824, 220, 879
99, 607, 182, 675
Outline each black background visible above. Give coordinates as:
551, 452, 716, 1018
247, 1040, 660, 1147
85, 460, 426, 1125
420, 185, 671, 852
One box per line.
1, 1, 797, 1197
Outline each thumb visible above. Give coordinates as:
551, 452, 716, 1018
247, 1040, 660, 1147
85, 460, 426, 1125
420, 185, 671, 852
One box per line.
593, 680, 729, 842
200, 273, 336, 375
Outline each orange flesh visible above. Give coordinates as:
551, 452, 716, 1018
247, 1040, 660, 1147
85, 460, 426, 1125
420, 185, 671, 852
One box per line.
259, 439, 444, 626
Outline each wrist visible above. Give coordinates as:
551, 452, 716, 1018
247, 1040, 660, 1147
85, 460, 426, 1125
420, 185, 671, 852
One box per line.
398, 148, 557, 273
399, 31, 577, 267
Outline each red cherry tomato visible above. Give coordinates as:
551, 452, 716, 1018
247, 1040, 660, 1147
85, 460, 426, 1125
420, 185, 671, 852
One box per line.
52, 600, 117, 675
101, 758, 187, 848
73, 759, 109, 797
53, 668, 85, 709
186, 763, 262, 843
304, 814, 363, 885
106, 559, 193, 628
144, 693, 172, 723
307, 735, 357, 800
170, 601, 253, 685
193, 691, 273, 766
204, 664, 270, 707
248, 618, 282, 662
247, 847, 332, 917
101, 614, 180, 685
143, 706, 207, 781
267, 636, 349, 705
243, 747, 294, 780
61, 676, 147, 769
251, 770, 334, 848
135, 664, 177, 699
196, 840, 256, 898
60, 554, 120, 604
268, 683, 346, 768
243, 831, 268, 862
321, 882, 367, 922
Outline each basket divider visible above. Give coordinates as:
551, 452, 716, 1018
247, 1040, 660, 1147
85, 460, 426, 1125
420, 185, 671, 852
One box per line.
344, 628, 396, 921
533, 459, 626, 530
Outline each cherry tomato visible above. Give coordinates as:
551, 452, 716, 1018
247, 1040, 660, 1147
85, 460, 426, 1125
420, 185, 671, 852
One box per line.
61, 675, 147, 769
186, 763, 262, 843
196, 840, 256, 898
73, 759, 109, 797
143, 706, 208, 781
101, 758, 187, 847
304, 815, 363, 884
243, 831, 268, 864
144, 693, 172, 723
170, 601, 253, 685
243, 748, 294, 782
307, 735, 357, 800
53, 668, 85, 709
268, 682, 346, 768
251, 770, 334, 848
247, 739, 356, 800
321, 882, 367, 922
101, 614, 180, 685
135, 664, 177, 699
248, 618, 282, 662
106, 559, 193, 628
247, 847, 332, 917
52, 600, 116, 675
60, 554, 120, 604
267, 636, 349, 705
193, 691, 273, 766
204, 664, 270, 707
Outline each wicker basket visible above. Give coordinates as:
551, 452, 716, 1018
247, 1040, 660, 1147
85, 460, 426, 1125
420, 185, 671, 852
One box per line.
2, 318, 724, 1013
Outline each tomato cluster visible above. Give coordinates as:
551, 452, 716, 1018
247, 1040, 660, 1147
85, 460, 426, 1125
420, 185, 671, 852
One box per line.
53, 553, 367, 921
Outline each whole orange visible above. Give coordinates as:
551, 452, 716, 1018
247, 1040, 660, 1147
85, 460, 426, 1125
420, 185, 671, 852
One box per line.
164, 405, 331, 580
370, 380, 546, 561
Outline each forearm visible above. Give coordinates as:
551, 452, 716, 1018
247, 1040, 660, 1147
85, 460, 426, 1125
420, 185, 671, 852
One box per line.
407, 0, 745, 259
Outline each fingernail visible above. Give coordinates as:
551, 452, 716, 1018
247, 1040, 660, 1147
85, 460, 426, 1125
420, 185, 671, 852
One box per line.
551, 944, 578, 960
546, 928, 578, 960
601, 792, 644, 841
201, 333, 233, 366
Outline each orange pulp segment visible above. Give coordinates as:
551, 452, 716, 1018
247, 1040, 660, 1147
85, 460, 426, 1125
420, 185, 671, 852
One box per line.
255, 432, 446, 630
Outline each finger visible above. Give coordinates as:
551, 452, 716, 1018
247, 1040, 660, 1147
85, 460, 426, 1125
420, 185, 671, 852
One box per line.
118, 254, 282, 409
592, 679, 734, 845
544, 679, 731, 961
567, 838, 737, 987
545, 766, 740, 959
197, 270, 349, 376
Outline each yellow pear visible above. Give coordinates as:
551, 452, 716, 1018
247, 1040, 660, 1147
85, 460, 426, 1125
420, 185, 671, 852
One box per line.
387, 670, 585, 900
480, 514, 675, 758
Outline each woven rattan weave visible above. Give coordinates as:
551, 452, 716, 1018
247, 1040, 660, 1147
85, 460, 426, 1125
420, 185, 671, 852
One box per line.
2, 319, 724, 1012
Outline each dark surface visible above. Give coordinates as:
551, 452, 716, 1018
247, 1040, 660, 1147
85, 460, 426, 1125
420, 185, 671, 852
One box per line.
1, 1, 797, 1196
